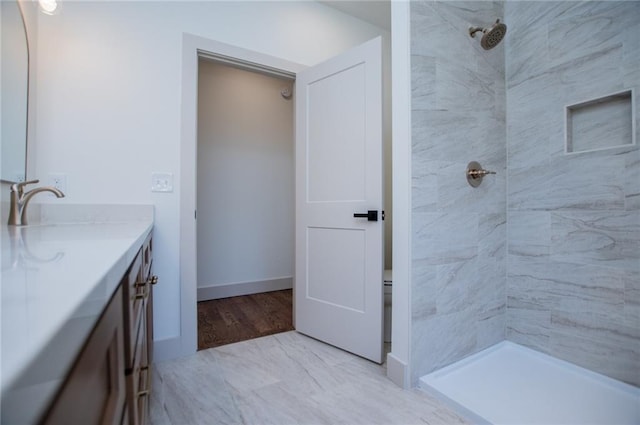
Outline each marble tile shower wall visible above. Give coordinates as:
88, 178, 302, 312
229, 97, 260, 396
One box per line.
505, 2, 640, 386
410, 0, 507, 383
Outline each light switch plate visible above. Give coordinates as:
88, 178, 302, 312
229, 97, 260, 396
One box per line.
151, 172, 173, 192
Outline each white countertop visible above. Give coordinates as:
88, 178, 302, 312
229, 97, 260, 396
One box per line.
1, 210, 153, 423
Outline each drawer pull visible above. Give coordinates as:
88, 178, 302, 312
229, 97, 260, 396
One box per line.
135, 288, 148, 300
138, 366, 151, 399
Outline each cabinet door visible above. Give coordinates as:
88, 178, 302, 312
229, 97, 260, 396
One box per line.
142, 235, 155, 423
141, 233, 153, 282
135, 310, 151, 425
124, 233, 154, 425
122, 251, 144, 369
42, 286, 126, 425
145, 270, 154, 368
142, 233, 154, 367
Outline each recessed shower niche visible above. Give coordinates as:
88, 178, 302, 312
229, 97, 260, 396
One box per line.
565, 89, 635, 154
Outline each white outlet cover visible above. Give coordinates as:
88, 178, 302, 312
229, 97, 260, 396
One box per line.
151, 172, 173, 192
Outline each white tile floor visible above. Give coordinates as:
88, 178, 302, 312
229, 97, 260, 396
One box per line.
150, 331, 469, 425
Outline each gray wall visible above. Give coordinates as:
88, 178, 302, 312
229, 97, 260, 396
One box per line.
410, 0, 639, 387
197, 61, 294, 299
410, 0, 507, 383
505, 1, 640, 386
32, 1, 386, 343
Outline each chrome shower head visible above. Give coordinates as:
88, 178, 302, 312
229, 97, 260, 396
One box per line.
469, 19, 507, 50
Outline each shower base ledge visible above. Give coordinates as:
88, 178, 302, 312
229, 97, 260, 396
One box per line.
419, 341, 639, 425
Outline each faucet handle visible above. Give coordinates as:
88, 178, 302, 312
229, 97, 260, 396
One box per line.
11, 179, 39, 193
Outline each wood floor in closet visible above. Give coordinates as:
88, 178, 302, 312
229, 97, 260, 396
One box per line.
197, 289, 294, 350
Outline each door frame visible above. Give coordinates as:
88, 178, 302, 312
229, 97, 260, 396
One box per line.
387, 1, 412, 389
171, 33, 305, 361
176, 31, 412, 389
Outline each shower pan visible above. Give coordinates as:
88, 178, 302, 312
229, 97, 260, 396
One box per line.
420, 342, 640, 425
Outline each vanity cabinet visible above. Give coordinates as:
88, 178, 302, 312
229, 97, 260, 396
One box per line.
42, 286, 126, 425
40, 233, 154, 425
122, 232, 154, 425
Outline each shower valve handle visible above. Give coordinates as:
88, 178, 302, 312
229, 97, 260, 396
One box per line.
467, 169, 496, 178
466, 161, 496, 188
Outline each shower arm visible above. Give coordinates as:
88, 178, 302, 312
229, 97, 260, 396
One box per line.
469, 27, 485, 38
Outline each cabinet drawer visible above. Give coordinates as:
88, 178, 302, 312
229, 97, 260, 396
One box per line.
126, 315, 150, 425
145, 285, 154, 367
141, 232, 153, 281
141, 233, 155, 368
42, 286, 126, 425
122, 251, 144, 369
137, 368, 149, 425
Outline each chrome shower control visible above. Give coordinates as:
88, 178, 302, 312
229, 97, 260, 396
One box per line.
466, 161, 496, 187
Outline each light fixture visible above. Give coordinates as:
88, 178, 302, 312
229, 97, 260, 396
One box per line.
39, 0, 58, 15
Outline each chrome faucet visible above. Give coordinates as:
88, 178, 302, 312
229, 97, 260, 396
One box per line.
8, 179, 65, 226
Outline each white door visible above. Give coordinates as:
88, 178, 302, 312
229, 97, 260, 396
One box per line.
295, 37, 383, 363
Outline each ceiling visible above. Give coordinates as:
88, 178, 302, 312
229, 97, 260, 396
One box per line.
319, 1, 391, 31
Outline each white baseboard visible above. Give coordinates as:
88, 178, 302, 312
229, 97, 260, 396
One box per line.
387, 352, 410, 389
197, 277, 293, 301
153, 336, 185, 362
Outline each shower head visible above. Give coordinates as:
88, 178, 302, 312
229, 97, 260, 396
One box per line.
469, 19, 507, 50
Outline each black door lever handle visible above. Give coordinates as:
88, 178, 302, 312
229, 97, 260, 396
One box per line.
353, 210, 378, 221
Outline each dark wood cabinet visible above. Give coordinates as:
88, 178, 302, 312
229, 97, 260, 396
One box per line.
122, 232, 154, 425
40, 233, 154, 425
42, 286, 126, 425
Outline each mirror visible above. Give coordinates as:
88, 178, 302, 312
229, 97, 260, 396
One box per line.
1, 0, 29, 183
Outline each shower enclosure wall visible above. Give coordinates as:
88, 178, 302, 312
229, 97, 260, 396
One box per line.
410, 0, 639, 387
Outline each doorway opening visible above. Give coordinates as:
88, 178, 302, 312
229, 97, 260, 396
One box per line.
195, 58, 296, 350
179, 36, 392, 367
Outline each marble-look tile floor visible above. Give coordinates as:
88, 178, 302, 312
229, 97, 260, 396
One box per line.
150, 331, 470, 425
